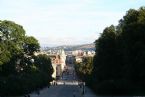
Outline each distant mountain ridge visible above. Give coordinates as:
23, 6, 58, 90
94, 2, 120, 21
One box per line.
42, 43, 95, 51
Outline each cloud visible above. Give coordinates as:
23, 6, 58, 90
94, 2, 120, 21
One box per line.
0, 0, 143, 46
37, 33, 98, 47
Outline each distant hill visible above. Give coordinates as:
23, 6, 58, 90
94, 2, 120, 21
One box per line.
42, 43, 95, 51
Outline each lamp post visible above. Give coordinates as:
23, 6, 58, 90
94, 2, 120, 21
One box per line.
83, 82, 85, 94
30, 58, 34, 63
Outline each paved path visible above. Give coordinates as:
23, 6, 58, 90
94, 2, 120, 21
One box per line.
27, 61, 97, 97
30, 85, 97, 97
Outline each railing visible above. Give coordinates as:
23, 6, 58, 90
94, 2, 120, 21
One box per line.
50, 80, 85, 86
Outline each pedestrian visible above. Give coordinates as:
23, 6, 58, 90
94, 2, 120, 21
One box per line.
36, 89, 40, 95
54, 81, 56, 85
73, 90, 76, 97
52, 81, 54, 85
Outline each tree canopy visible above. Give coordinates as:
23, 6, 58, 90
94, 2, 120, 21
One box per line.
91, 7, 145, 95
0, 20, 53, 96
24, 36, 40, 55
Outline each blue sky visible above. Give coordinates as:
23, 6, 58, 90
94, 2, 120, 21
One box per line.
0, 0, 145, 46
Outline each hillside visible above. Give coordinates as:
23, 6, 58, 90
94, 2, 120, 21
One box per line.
42, 43, 95, 51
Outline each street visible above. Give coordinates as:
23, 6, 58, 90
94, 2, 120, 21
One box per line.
29, 63, 97, 97
30, 84, 97, 97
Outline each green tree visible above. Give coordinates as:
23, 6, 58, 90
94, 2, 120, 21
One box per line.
0, 20, 53, 96
0, 20, 25, 55
92, 7, 145, 95
118, 7, 145, 81
0, 20, 26, 73
75, 56, 93, 84
0, 43, 11, 66
0, 20, 25, 66
34, 54, 53, 75
24, 36, 40, 55
93, 25, 119, 81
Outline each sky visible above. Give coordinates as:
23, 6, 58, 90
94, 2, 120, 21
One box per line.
0, 0, 145, 47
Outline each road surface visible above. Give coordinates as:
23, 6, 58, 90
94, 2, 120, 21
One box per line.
28, 62, 97, 97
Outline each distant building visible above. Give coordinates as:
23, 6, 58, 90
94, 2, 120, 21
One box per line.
72, 50, 95, 57
49, 49, 66, 79
35, 49, 66, 79
71, 50, 95, 63
34, 51, 48, 56
75, 56, 83, 63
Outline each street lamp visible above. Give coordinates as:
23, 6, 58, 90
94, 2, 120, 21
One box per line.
81, 82, 85, 96
30, 58, 34, 63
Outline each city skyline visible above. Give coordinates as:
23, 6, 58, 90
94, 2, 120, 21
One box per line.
0, 0, 144, 46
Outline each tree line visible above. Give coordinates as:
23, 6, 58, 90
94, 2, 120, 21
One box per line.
0, 20, 53, 96
75, 7, 145, 95
75, 56, 93, 83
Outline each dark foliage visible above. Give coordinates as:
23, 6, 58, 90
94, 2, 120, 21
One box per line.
77, 7, 145, 96
0, 20, 53, 96
92, 7, 145, 95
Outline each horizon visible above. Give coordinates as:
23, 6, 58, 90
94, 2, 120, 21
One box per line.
41, 42, 95, 48
0, 0, 145, 46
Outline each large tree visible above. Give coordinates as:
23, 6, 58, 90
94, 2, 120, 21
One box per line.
24, 36, 40, 55
0, 20, 25, 55
0, 20, 53, 96
75, 56, 93, 82
118, 7, 145, 81
92, 7, 145, 95
0, 20, 25, 66
93, 25, 118, 81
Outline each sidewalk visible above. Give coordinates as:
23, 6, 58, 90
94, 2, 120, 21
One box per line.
80, 86, 97, 97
